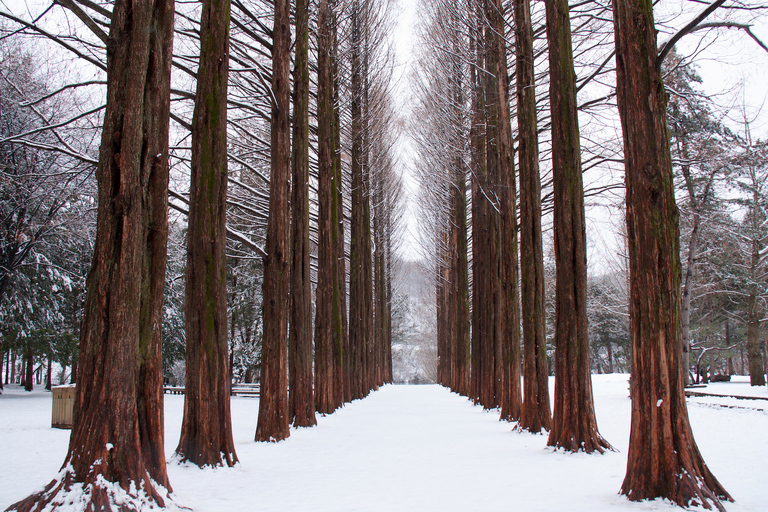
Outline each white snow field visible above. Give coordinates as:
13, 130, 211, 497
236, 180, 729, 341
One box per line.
1, 375, 766, 511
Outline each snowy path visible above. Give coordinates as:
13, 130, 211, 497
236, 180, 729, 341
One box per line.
2, 377, 767, 511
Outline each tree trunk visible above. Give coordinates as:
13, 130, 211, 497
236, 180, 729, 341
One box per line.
373, 171, 387, 388
23, 344, 32, 391
451, 160, 470, 397
469, 11, 486, 405
314, 0, 337, 415
45, 357, 52, 391
746, 187, 766, 386
137, 0, 174, 485
484, 0, 521, 422
256, 0, 291, 443
6, 0, 175, 507
349, 0, 373, 400
11, 350, 17, 384
515, 0, 551, 436
545, 0, 609, 453
177, 0, 238, 465
612, 0, 731, 507
288, 0, 316, 428
332, 20, 350, 405
746, 290, 765, 386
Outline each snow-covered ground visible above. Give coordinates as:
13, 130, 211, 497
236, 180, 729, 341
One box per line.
1, 375, 765, 511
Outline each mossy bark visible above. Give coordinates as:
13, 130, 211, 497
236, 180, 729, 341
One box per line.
514, 0, 551, 434
545, 0, 610, 453
256, 0, 291, 443
314, 0, 337, 415
288, 0, 316, 428
177, 0, 238, 466
613, 0, 731, 508
7, 0, 175, 508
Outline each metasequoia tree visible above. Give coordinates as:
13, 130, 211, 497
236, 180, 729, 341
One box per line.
348, 0, 374, 400
288, 0, 316, 427
514, 0, 551, 433
6, 0, 176, 508
327, 4, 350, 407
468, 0, 490, 407
256, 0, 291, 442
314, 0, 343, 414
612, 0, 731, 508
484, 0, 522, 422
544, 0, 610, 453
176, 0, 238, 466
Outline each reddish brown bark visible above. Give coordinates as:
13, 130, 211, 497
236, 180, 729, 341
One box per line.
514, 0, 551, 434
176, 0, 238, 467
545, 0, 610, 453
484, 0, 522, 422
288, 0, 316, 428
332, 23, 350, 406
137, 0, 175, 484
613, 0, 731, 508
6, 0, 175, 508
256, 0, 291, 443
469, 13, 486, 404
314, 0, 337, 415
349, 0, 373, 400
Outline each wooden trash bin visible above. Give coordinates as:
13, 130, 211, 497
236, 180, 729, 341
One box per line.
52, 385, 76, 429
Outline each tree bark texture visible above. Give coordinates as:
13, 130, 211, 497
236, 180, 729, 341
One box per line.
469, 15, 487, 405
314, 0, 337, 415
332, 25, 350, 406
256, 0, 291, 442
450, 159, 470, 396
514, 0, 551, 434
612, 0, 731, 507
6, 0, 175, 508
349, 1, 374, 400
288, 0, 316, 428
177, 0, 238, 467
485, 0, 521, 422
136, 0, 175, 485
373, 171, 387, 388
545, 0, 609, 453
747, 190, 766, 386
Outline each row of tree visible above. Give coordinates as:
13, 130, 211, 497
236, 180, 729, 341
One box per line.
2, 0, 405, 510
413, 0, 767, 510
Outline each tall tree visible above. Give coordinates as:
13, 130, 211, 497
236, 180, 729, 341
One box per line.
256, 0, 291, 442
176, 0, 238, 466
612, 0, 731, 508
514, 0, 552, 433
349, 0, 374, 400
544, 0, 610, 453
468, 2, 488, 405
288, 0, 316, 427
315, 0, 339, 414
484, 0, 521, 422
332, 19, 350, 406
6, 0, 176, 507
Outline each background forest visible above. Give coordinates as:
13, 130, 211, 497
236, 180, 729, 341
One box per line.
1, 0, 767, 396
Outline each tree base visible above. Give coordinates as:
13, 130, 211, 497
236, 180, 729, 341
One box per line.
547, 432, 614, 454
622, 468, 731, 512
5, 465, 179, 512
